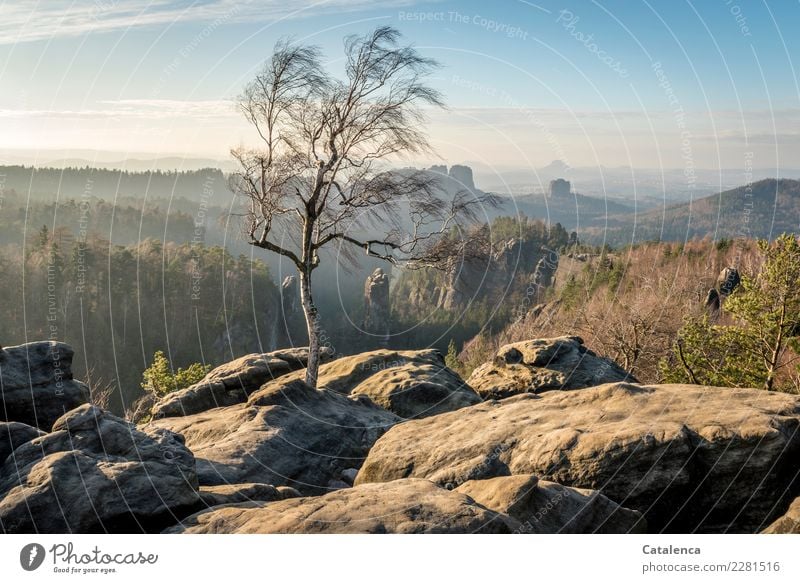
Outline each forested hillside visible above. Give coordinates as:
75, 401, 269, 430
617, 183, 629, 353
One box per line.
0, 230, 278, 412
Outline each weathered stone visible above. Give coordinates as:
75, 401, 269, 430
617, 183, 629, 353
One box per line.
467, 336, 634, 399
762, 497, 800, 534
148, 379, 399, 495
0, 405, 199, 533
341, 468, 359, 484
0, 422, 45, 463
455, 475, 645, 533
198, 483, 298, 508
356, 383, 800, 533
151, 347, 334, 418
165, 479, 514, 534
257, 349, 481, 419
0, 342, 90, 430
364, 268, 391, 340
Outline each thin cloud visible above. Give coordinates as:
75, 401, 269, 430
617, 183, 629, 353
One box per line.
0, 99, 238, 119
0, 0, 424, 45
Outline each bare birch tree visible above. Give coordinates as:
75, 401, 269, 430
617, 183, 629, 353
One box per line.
231, 27, 492, 387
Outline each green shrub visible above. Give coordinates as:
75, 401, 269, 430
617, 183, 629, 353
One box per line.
141, 350, 211, 398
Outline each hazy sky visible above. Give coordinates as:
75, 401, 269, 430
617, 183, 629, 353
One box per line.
1, 0, 798, 172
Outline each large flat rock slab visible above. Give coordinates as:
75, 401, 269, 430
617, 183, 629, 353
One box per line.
455, 474, 645, 533
356, 383, 800, 533
166, 479, 514, 534
250, 349, 481, 419
149, 379, 399, 495
152, 347, 334, 418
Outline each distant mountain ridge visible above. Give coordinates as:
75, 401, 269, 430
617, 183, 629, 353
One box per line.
583, 178, 800, 245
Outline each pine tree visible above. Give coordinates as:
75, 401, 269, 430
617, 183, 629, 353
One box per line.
661, 234, 800, 391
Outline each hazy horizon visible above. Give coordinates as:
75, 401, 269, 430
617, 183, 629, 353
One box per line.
3, 0, 799, 177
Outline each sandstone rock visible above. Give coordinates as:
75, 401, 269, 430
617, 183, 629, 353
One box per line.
718, 266, 741, 296
0, 341, 90, 430
255, 349, 481, 419
280, 275, 299, 314
363, 268, 390, 340
467, 336, 634, 399
455, 475, 645, 533
149, 379, 399, 495
0, 422, 45, 463
448, 164, 475, 191
762, 496, 800, 534
166, 479, 513, 534
198, 483, 298, 508
0, 405, 199, 533
341, 468, 359, 484
356, 383, 800, 533
151, 346, 334, 418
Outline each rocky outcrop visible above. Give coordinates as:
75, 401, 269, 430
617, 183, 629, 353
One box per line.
148, 379, 399, 495
0, 341, 90, 430
258, 349, 481, 419
166, 479, 513, 534
356, 383, 800, 533
198, 483, 300, 508
718, 266, 741, 296
151, 347, 334, 418
0, 422, 45, 463
762, 496, 800, 534
280, 275, 299, 314
448, 165, 475, 191
363, 268, 390, 340
706, 267, 741, 315
467, 336, 634, 399
532, 251, 558, 291
0, 404, 199, 533
455, 475, 645, 534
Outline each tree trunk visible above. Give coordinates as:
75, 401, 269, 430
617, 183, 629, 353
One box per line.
299, 269, 321, 388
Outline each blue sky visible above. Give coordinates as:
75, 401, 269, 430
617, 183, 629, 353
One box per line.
1, 0, 798, 171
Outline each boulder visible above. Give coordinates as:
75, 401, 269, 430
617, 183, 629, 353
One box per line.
198, 483, 299, 508
0, 341, 90, 430
455, 475, 645, 533
151, 347, 334, 418
762, 496, 800, 534
356, 383, 800, 533
0, 422, 45, 463
467, 336, 634, 399
166, 479, 514, 534
0, 405, 199, 533
148, 379, 399, 495
257, 349, 481, 419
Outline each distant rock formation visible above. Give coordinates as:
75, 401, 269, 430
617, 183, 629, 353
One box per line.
0, 341, 90, 431
363, 268, 390, 341
448, 164, 475, 191
705, 266, 741, 316
280, 275, 298, 315
548, 178, 571, 198
532, 250, 559, 296
718, 266, 741, 296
